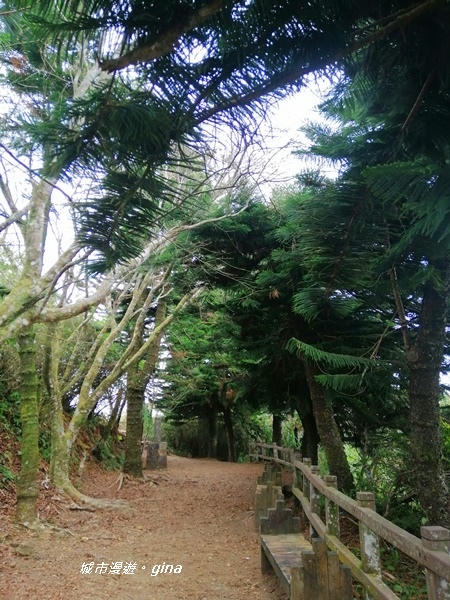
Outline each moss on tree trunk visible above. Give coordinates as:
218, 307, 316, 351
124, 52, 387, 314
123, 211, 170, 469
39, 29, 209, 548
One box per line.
123, 360, 145, 477
123, 298, 167, 477
16, 328, 40, 524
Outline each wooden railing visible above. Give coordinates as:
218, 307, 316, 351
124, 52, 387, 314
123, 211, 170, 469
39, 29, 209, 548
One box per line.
249, 441, 295, 467
249, 441, 450, 600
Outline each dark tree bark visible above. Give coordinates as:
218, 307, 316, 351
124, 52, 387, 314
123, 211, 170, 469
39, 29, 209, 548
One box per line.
205, 401, 218, 458
299, 410, 319, 465
407, 260, 450, 526
304, 361, 354, 492
272, 414, 283, 446
294, 378, 319, 465
222, 406, 236, 462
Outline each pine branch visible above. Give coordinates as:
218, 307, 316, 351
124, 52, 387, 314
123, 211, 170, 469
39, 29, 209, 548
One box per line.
194, 0, 446, 124
399, 66, 438, 135
99, 0, 228, 73
98, 0, 443, 80
286, 338, 378, 369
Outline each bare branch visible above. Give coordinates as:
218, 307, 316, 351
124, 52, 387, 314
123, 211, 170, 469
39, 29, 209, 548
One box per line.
0, 144, 73, 202
88, 286, 203, 406
0, 205, 28, 234
0, 173, 19, 214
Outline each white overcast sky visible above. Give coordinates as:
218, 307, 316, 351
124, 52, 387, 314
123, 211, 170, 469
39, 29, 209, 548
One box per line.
259, 77, 332, 189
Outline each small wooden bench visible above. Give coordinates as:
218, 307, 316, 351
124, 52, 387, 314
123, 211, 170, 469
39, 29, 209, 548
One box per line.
260, 500, 312, 599
260, 500, 352, 600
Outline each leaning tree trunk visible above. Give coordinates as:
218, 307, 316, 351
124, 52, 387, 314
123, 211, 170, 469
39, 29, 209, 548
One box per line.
100, 388, 125, 444
50, 290, 195, 502
15, 328, 40, 524
50, 405, 125, 508
407, 262, 450, 526
304, 361, 354, 492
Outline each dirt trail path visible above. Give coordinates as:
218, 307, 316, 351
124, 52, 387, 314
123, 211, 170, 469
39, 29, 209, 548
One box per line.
0, 456, 286, 600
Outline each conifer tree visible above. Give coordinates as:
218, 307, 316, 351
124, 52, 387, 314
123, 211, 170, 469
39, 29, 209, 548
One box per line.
289, 9, 450, 521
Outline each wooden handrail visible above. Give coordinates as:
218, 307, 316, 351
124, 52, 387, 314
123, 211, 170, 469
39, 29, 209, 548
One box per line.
250, 441, 450, 600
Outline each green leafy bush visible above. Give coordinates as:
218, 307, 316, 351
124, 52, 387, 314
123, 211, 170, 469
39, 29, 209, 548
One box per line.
347, 429, 426, 533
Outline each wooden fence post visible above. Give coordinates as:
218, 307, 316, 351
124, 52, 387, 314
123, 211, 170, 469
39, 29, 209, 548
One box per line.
273, 443, 278, 461
303, 458, 312, 500
294, 452, 303, 510
301, 458, 312, 531
310, 465, 321, 538
290, 448, 296, 466
324, 475, 340, 539
301, 538, 353, 600
421, 526, 450, 600
357, 492, 381, 600
313, 537, 330, 600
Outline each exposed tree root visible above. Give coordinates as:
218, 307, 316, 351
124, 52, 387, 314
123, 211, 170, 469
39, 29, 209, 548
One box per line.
144, 472, 171, 483
56, 478, 129, 510
17, 520, 44, 531
69, 503, 96, 512
114, 470, 171, 490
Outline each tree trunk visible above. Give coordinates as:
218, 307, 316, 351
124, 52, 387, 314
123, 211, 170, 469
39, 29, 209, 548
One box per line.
123, 298, 167, 477
116, 394, 126, 430
295, 372, 320, 463
272, 414, 283, 446
101, 388, 125, 443
49, 288, 195, 500
304, 361, 354, 492
206, 402, 218, 458
298, 409, 319, 465
123, 360, 145, 477
407, 261, 450, 526
223, 406, 236, 462
15, 328, 40, 524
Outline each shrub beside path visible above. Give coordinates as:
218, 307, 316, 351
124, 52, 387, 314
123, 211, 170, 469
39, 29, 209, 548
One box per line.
1, 455, 286, 599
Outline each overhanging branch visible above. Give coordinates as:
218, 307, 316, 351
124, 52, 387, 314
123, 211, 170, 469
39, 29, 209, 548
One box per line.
99, 0, 227, 73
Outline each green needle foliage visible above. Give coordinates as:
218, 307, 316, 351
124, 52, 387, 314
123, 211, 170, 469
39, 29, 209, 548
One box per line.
7, 0, 446, 269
